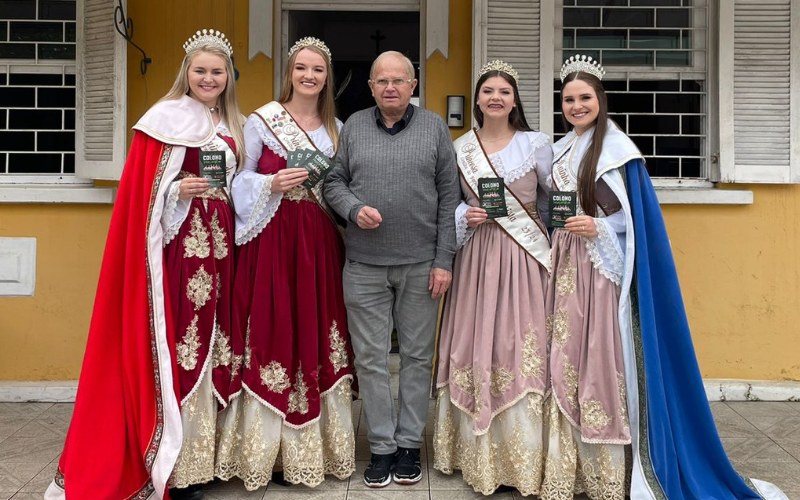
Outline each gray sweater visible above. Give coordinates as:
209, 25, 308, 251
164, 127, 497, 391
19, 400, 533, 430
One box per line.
324, 106, 460, 271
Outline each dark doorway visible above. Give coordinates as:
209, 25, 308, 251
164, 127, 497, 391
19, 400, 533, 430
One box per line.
288, 10, 421, 122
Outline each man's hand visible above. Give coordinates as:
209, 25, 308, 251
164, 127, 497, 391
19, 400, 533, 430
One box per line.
429, 267, 452, 299
357, 206, 383, 229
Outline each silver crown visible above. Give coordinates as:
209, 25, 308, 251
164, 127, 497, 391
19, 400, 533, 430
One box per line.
183, 29, 233, 57
560, 54, 605, 82
477, 60, 519, 84
288, 37, 332, 61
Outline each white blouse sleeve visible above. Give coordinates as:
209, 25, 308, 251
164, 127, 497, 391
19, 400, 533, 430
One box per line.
161, 180, 191, 246
232, 114, 283, 245
454, 201, 475, 248
588, 169, 627, 285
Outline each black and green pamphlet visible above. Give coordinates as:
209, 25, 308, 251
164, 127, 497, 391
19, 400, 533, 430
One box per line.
549, 191, 577, 227
478, 177, 507, 219
199, 151, 227, 188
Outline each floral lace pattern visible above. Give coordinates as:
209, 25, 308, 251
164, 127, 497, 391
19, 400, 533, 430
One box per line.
328, 320, 348, 373
593, 218, 624, 285
234, 175, 279, 245
169, 372, 217, 488
176, 314, 202, 371
186, 265, 213, 310
183, 209, 211, 259
162, 181, 183, 246
521, 324, 544, 380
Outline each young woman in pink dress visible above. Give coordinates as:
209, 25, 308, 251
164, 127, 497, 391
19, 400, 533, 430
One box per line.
215, 37, 355, 491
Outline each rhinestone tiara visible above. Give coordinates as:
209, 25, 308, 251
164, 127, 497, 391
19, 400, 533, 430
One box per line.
183, 29, 233, 57
288, 37, 332, 61
560, 54, 605, 82
477, 60, 519, 84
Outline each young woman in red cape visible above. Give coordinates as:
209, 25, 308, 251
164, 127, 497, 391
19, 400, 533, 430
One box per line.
45, 29, 245, 500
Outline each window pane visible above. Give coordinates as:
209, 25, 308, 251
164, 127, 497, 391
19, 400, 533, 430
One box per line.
0, 21, 7, 41
602, 80, 628, 91
0, 87, 34, 107
657, 8, 690, 28
65, 22, 75, 43
631, 0, 680, 5
629, 115, 680, 134
563, 29, 575, 49
577, 0, 626, 5
64, 110, 75, 129
607, 92, 654, 113
0, 1, 35, 19
603, 50, 654, 66
609, 114, 627, 132
631, 136, 655, 155
38, 87, 75, 107
0, 131, 35, 150
10, 73, 62, 85
0, 43, 35, 58
10, 21, 63, 41
682, 157, 701, 177
681, 115, 702, 134
656, 51, 691, 66
39, 0, 76, 20
9, 109, 62, 129
630, 29, 680, 49
38, 131, 74, 151
656, 136, 701, 156
576, 29, 627, 48
629, 80, 679, 91
38, 44, 75, 59
602, 8, 654, 27
656, 93, 701, 113
646, 157, 679, 176
0, 109, 6, 129
8, 153, 62, 173
564, 8, 601, 27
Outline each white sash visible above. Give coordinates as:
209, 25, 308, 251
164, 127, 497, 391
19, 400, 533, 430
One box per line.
253, 101, 337, 225
454, 130, 551, 274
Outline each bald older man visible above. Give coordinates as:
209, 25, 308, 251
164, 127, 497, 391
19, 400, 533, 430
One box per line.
324, 51, 460, 488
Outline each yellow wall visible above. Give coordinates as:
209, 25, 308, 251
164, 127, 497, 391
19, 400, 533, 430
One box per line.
1, 0, 797, 382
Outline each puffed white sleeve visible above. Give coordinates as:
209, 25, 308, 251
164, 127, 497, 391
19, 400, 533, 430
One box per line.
161, 178, 192, 246
231, 114, 283, 245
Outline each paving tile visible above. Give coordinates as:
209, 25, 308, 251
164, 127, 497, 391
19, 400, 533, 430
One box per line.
753, 416, 800, 444
0, 462, 48, 494
205, 488, 266, 500
38, 404, 73, 425
432, 490, 513, 499
785, 402, 800, 413
0, 436, 63, 463
347, 461, 429, 492
355, 434, 371, 461
18, 461, 56, 493
10, 494, 47, 500
264, 491, 345, 500
0, 404, 52, 420
10, 420, 66, 440
710, 403, 762, 438
720, 437, 797, 464
728, 402, 799, 422
427, 466, 473, 491
778, 442, 800, 461
732, 460, 800, 494
347, 491, 429, 500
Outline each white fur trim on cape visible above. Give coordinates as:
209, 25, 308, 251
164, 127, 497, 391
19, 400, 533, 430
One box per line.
133, 95, 216, 147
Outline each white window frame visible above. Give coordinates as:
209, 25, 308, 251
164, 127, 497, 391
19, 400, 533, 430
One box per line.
0, 0, 122, 204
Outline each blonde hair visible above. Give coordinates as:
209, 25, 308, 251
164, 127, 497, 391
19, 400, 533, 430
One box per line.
277, 46, 339, 153
162, 44, 246, 167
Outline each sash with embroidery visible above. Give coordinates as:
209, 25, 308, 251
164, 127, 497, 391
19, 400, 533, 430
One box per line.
454, 129, 551, 274
253, 101, 338, 227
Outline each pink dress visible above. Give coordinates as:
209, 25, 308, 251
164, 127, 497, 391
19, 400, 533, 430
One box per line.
433, 131, 553, 495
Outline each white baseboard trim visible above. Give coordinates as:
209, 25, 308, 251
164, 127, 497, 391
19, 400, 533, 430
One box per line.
0, 379, 798, 403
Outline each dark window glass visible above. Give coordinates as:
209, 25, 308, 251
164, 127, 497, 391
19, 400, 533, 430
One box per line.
577, 0, 626, 6
9, 109, 62, 129
0, 1, 36, 19
65, 73, 75, 85
39, 0, 76, 20
0, 153, 6, 172
0, 109, 6, 129
607, 92, 654, 113
38, 131, 74, 151
681, 115, 701, 134
681, 79, 703, 92
39, 43, 75, 59
601, 80, 628, 91
0, 43, 35, 58
631, 136, 654, 155
10, 21, 62, 41
629, 80, 679, 91
576, 29, 627, 49
603, 50, 654, 66
609, 114, 627, 132
646, 157, 679, 176
563, 29, 575, 49
630, 29, 680, 49
656, 136, 701, 156
65, 22, 75, 42
8, 152, 62, 173
38, 87, 75, 107
64, 109, 75, 129
656, 93, 700, 113
602, 8, 654, 27
631, 0, 680, 5
10, 73, 62, 85
564, 0, 575, 5
0, 73, 6, 85
0, 87, 34, 107
657, 8, 690, 28
0, 131, 34, 150
682, 157, 701, 177
553, 115, 568, 134
563, 8, 601, 27
629, 115, 680, 134
63, 152, 74, 173
681, 29, 692, 49
0, 21, 7, 40
554, 90, 563, 112
656, 51, 691, 66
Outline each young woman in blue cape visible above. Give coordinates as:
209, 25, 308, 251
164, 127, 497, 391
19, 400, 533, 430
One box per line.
545, 55, 788, 500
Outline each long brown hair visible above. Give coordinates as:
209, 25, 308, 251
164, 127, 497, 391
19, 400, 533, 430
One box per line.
162, 45, 246, 168
473, 71, 532, 131
277, 46, 339, 153
560, 72, 608, 217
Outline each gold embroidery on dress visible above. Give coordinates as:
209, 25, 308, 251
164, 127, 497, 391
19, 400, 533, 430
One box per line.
452, 365, 474, 397
328, 320, 348, 373
617, 372, 629, 430
550, 308, 570, 347
170, 386, 216, 488
176, 315, 202, 371
556, 251, 577, 296
490, 367, 514, 397
579, 444, 626, 499
183, 209, 211, 259
243, 317, 252, 369
212, 323, 232, 368
187, 265, 213, 310
215, 272, 221, 301
541, 397, 579, 499
562, 355, 579, 410
210, 209, 229, 260
285, 186, 311, 202
230, 355, 243, 382
521, 324, 544, 380
320, 383, 356, 479
259, 361, 290, 393
432, 388, 456, 474
287, 364, 310, 415
215, 399, 243, 481
282, 422, 324, 485
581, 399, 611, 429
240, 394, 281, 490
526, 393, 544, 418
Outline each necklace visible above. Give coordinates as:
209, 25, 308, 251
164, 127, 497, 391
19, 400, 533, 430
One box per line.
208, 106, 218, 114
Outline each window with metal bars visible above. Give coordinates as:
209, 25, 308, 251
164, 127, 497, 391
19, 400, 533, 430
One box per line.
555, 0, 708, 179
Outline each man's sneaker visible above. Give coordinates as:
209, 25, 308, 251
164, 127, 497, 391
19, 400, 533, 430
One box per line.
392, 447, 422, 484
364, 452, 395, 488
